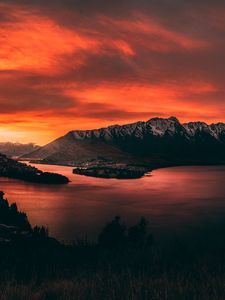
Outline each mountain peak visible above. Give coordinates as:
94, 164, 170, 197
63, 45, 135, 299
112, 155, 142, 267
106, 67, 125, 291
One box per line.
147, 116, 180, 123
168, 116, 180, 123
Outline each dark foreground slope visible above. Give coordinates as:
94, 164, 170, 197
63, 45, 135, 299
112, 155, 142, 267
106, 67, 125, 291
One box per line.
1, 192, 225, 299
0, 154, 68, 184
24, 117, 225, 168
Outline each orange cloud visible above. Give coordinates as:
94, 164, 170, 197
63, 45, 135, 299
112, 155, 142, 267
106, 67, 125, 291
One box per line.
0, 4, 139, 76
0, 1, 225, 144
0, 3, 100, 74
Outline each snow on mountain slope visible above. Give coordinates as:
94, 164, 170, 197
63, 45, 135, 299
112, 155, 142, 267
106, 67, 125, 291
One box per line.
69, 117, 225, 142
22, 117, 225, 164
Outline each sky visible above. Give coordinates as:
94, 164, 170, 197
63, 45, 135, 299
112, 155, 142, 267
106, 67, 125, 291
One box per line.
1, 0, 225, 144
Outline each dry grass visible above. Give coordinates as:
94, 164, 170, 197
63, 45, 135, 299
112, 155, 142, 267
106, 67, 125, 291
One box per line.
1, 269, 225, 300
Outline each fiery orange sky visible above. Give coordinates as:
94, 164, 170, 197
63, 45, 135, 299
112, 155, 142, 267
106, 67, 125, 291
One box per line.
1, 0, 225, 145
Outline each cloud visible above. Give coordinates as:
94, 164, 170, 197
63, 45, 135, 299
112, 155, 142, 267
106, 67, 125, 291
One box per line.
1, 0, 225, 143
0, 71, 75, 113
0, 3, 101, 75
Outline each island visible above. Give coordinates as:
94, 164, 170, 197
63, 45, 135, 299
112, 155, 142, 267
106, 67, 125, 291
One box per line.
73, 162, 150, 179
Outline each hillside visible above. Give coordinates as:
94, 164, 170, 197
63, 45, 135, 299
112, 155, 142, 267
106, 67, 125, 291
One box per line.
22, 131, 135, 165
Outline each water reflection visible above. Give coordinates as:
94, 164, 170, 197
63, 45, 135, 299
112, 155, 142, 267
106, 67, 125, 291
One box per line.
1, 163, 225, 241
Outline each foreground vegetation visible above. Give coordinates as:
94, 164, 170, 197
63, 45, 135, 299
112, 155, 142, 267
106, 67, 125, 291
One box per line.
1, 192, 225, 299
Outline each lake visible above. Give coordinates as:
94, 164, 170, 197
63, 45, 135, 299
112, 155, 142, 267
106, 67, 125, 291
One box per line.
1, 163, 225, 242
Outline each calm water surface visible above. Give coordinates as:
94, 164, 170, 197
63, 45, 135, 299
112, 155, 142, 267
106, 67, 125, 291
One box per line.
1, 163, 225, 241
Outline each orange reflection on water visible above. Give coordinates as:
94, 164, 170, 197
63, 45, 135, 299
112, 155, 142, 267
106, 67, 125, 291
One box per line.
1, 164, 225, 241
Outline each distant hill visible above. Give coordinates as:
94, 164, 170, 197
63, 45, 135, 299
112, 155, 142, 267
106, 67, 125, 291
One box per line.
22, 117, 225, 167
0, 142, 40, 158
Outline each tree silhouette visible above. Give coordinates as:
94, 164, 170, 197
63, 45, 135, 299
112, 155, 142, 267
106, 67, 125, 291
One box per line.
0, 191, 31, 231
128, 217, 153, 248
98, 216, 153, 250
98, 216, 126, 248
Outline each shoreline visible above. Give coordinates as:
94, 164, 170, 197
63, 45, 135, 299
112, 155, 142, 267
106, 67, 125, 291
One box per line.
21, 159, 225, 179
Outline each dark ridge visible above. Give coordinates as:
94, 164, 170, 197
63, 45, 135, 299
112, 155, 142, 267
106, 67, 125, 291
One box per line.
0, 153, 69, 184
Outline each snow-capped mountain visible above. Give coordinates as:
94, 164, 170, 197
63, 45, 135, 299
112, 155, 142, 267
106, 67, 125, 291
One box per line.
67, 116, 225, 142
22, 117, 225, 165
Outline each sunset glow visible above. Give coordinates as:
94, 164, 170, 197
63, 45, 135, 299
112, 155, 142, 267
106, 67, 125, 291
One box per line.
1, 1, 225, 144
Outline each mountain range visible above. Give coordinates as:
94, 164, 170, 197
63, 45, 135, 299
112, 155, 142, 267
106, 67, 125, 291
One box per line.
22, 117, 225, 168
